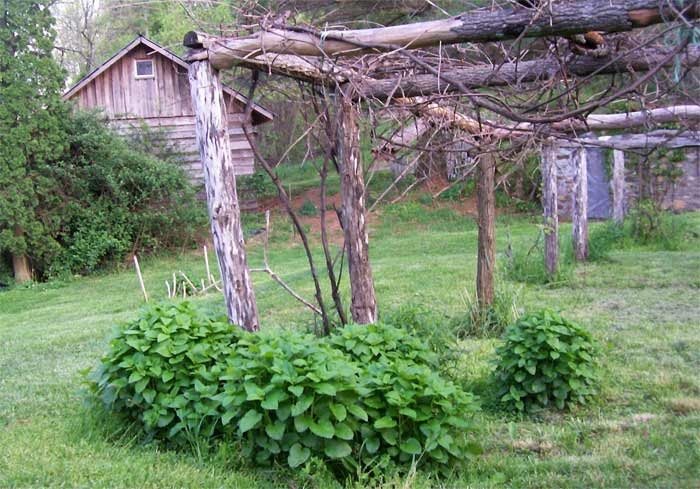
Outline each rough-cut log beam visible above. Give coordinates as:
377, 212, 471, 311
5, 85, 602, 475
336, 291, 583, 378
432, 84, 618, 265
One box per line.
338, 92, 378, 324
542, 141, 559, 277
189, 60, 260, 331
476, 152, 496, 308
572, 147, 589, 262
574, 129, 700, 149
612, 150, 626, 224
185, 0, 699, 69
359, 46, 700, 100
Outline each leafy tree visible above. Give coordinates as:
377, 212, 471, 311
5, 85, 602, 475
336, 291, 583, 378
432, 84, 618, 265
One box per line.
0, 0, 68, 283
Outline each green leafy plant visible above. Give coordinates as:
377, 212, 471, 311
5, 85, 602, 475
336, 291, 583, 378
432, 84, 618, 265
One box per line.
298, 199, 319, 217
494, 310, 600, 411
88, 303, 480, 476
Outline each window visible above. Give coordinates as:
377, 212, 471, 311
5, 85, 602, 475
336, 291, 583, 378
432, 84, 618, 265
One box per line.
135, 59, 154, 79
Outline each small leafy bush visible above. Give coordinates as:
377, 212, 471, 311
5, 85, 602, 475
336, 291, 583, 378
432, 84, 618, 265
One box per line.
494, 310, 600, 411
502, 234, 573, 286
298, 199, 319, 217
88, 303, 480, 475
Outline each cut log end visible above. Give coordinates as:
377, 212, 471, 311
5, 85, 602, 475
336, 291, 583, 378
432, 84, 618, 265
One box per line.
184, 31, 205, 49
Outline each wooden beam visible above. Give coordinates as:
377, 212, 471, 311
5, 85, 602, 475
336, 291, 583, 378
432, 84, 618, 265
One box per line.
476, 152, 496, 308
542, 140, 559, 277
572, 147, 589, 261
575, 129, 700, 149
185, 0, 699, 69
359, 46, 700, 100
338, 92, 378, 324
188, 60, 260, 331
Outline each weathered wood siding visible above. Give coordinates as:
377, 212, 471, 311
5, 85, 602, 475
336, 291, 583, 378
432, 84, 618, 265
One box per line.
66, 44, 255, 182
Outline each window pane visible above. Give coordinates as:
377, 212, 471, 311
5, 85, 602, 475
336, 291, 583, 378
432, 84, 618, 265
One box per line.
136, 60, 153, 77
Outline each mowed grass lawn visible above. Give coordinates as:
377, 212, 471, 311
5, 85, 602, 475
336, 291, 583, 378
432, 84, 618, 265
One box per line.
1, 206, 699, 488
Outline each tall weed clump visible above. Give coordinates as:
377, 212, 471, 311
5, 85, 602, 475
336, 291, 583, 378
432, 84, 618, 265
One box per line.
88, 303, 480, 476
450, 281, 523, 338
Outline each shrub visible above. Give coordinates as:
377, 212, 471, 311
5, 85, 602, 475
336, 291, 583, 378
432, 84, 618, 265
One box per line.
0, 110, 206, 279
494, 310, 600, 411
88, 303, 480, 475
298, 199, 319, 217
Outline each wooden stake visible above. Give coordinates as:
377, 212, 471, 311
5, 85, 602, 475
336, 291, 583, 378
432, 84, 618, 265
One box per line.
572, 146, 589, 261
476, 152, 496, 308
203, 245, 213, 285
542, 140, 559, 276
133, 255, 148, 302
612, 149, 626, 224
189, 59, 259, 331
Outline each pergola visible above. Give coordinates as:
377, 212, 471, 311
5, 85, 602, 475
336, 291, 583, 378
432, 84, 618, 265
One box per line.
182, 0, 700, 330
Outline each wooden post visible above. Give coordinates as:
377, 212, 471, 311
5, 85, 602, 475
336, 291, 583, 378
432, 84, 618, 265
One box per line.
476, 152, 496, 308
542, 140, 559, 276
338, 92, 378, 324
188, 60, 259, 331
572, 146, 589, 261
612, 149, 626, 224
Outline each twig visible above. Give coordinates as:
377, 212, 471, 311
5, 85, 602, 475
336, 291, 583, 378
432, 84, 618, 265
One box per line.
250, 211, 322, 315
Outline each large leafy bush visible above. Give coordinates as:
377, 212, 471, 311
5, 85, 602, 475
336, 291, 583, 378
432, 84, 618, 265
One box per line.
494, 310, 600, 411
88, 303, 480, 474
1, 110, 205, 279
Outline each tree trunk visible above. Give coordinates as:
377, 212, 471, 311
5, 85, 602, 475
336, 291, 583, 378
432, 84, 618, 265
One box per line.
338, 92, 378, 324
542, 141, 559, 277
612, 149, 626, 224
476, 152, 496, 308
572, 147, 589, 261
358, 47, 700, 100
11, 226, 31, 283
188, 60, 259, 331
185, 0, 699, 69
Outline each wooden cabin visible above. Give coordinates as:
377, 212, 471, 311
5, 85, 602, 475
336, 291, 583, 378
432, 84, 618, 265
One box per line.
62, 36, 273, 184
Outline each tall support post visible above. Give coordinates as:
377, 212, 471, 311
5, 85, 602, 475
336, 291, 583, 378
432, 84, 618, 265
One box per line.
337, 91, 378, 324
542, 140, 559, 277
476, 152, 496, 308
572, 146, 589, 261
612, 149, 626, 224
188, 60, 259, 331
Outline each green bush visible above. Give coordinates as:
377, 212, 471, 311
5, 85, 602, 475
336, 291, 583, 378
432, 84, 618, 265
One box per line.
88, 303, 480, 475
298, 199, 319, 217
494, 310, 600, 411
0, 110, 206, 279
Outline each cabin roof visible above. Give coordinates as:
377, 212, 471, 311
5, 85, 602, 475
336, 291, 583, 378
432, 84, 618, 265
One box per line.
62, 35, 274, 125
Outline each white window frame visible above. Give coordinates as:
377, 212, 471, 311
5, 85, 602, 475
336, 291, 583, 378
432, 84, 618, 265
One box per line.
134, 59, 155, 79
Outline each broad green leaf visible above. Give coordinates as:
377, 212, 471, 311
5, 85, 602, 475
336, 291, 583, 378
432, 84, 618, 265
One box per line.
288, 385, 304, 397
244, 382, 265, 401
400, 437, 421, 455
329, 402, 347, 422
238, 409, 263, 433
334, 422, 353, 440
294, 414, 312, 433
314, 383, 336, 396
364, 436, 380, 454
265, 421, 286, 440
347, 404, 368, 421
324, 439, 352, 459
310, 419, 334, 439
291, 394, 313, 417
374, 416, 397, 429
288, 443, 310, 468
